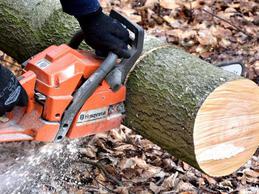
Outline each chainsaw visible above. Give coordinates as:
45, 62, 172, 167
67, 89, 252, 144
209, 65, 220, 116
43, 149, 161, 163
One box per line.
0, 10, 144, 143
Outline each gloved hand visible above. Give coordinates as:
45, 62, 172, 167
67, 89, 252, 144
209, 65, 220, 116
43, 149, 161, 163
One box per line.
76, 8, 130, 58
0, 65, 28, 116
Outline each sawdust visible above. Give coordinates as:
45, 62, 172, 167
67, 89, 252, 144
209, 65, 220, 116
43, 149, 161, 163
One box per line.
0, 138, 88, 194
197, 143, 245, 162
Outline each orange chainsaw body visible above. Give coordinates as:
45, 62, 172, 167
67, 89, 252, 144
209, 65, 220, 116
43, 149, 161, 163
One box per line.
0, 44, 126, 142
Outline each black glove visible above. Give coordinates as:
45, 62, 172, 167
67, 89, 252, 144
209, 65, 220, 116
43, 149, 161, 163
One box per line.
76, 8, 130, 58
0, 65, 28, 116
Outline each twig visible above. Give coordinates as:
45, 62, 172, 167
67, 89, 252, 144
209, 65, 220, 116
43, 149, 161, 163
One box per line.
201, 8, 252, 38
82, 158, 123, 186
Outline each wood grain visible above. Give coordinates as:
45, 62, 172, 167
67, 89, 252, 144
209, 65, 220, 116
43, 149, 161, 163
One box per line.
194, 79, 259, 176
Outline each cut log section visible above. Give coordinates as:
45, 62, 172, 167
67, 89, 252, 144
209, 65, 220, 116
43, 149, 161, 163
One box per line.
125, 39, 259, 176
194, 79, 259, 176
0, 0, 258, 177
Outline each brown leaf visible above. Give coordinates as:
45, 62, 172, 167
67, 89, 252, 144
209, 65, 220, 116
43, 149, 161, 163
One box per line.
149, 182, 161, 194
198, 178, 205, 187
96, 172, 106, 182
114, 186, 129, 194
79, 146, 96, 158
161, 172, 178, 189
202, 174, 217, 185
145, 0, 159, 8
253, 65, 259, 77
119, 157, 148, 169
162, 158, 176, 171
114, 144, 135, 151
180, 192, 195, 194
140, 139, 157, 150
163, 16, 183, 28
182, 162, 190, 171
95, 139, 113, 153
248, 65, 256, 79
176, 180, 197, 192
244, 169, 259, 182
253, 15, 259, 26
195, 44, 209, 54
122, 168, 139, 179
138, 191, 153, 194
142, 166, 163, 179
179, 30, 197, 47
210, 26, 232, 39
197, 29, 218, 46
160, 0, 181, 10
109, 128, 126, 141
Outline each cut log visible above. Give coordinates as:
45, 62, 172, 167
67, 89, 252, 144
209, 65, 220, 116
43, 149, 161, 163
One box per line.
0, 0, 258, 177
126, 37, 259, 176
193, 79, 259, 176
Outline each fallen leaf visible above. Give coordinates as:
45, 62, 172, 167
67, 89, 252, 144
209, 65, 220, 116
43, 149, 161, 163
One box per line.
145, 0, 159, 8
176, 180, 197, 192
149, 182, 162, 194
160, 0, 181, 10
161, 172, 178, 189
202, 174, 217, 185
79, 146, 97, 158
197, 29, 218, 46
114, 144, 135, 151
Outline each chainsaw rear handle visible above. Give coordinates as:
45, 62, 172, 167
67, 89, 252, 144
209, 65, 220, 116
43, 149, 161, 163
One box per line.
69, 10, 144, 91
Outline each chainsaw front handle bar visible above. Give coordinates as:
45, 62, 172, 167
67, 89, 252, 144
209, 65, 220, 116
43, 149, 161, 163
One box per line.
69, 10, 144, 91
105, 10, 144, 91
55, 11, 144, 142
54, 52, 118, 141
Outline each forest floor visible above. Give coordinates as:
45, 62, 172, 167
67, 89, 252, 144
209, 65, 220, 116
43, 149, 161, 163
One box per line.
0, 0, 258, 194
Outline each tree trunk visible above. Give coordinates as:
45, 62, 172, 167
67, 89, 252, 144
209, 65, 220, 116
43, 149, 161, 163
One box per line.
0, 0, 259, 177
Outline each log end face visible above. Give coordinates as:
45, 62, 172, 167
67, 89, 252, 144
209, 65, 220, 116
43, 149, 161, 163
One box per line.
193, 79, 259, 177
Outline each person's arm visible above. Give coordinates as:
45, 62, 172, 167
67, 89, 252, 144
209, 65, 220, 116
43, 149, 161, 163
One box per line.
60, 0, 130, 58
60, 0, 100, 16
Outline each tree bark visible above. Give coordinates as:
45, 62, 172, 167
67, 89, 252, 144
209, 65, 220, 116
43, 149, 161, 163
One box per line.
0, 0, 80, 62
0, 0, 259, 177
